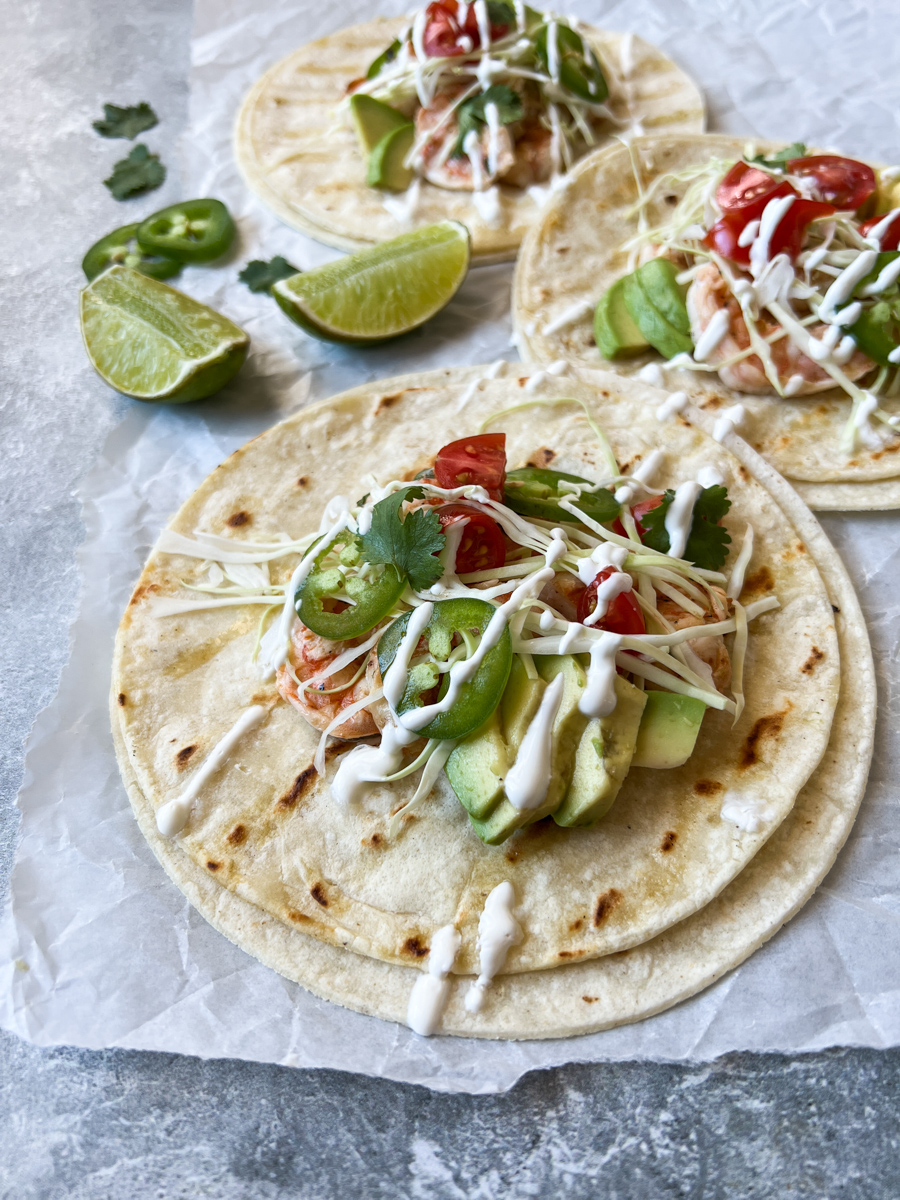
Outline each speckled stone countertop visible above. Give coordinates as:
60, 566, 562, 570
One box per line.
1, 0, 899, 1194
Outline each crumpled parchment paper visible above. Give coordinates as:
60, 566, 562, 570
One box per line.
2, 0, 900, 1094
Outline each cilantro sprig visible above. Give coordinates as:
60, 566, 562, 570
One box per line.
360, 487, 446, 591
238, 256, 299, 293
103, 144, 166, 200
640, 486, 732, 571
454, 85, 523, 157
93, 102, 158, 140
749, 142, 806, 172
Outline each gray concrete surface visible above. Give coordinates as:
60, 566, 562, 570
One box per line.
1, 0, 898, 1195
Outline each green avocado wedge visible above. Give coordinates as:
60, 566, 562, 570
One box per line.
594, 276, 650, 360
367, 123, 415, 191
350, 94, 412, 156
623, 270, 694, 359
631, 691, 707, 769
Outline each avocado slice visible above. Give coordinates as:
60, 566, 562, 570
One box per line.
594, 277, 650, 360
445, 708, 508, 821
630, 691, 707, 769
636, 258, 692, 336
367, 123, 415, 192
469, 655, 588, 845
623, 271, 694, 360
501, 655, 546, 756
349, 94, 412, 156
554, 676, 647, 827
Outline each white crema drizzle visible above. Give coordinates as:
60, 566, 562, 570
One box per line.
407, 923, 462, 1036
464, 882, 524, 1013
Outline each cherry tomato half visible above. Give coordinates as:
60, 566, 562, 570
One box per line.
421, 0, 511, 57
786, 155, 876, 212
434, 433, 507, 501
716, 162, 793, 213
704, 197, 834, 266
611, 494, 663, 541
576, 567, 645, 635
438, 503, 507, 573
859, 212, 900, 251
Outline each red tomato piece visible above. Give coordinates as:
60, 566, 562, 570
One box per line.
786, 155, 876, 212
704, 197, 834, 266
716, 162, 793, 213
576, 567, 645, 635
610, 494, 664, 541
421, 0, 510, 57
437, 503, 506, 573
434, 433, 507, 501
859, 212, 900, 251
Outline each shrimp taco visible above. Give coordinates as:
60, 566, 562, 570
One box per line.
234, 7, 704, 262
513, 133, 900, 509
112, 366, 872, 1039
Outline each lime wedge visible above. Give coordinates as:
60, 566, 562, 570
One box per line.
80, 265, 250, 403
272, 221, 471, 343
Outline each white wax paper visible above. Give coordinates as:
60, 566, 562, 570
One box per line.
2, 0, 900, 1094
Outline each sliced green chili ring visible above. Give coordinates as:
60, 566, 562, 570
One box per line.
366, 38, 402, 80
535, 22, 608, 104
82, 223, 181, 282
136, 198, 235, 263
504, 467, 620, 525
295, 533, 406, 640
377, 598, 512, 741
849, 299, 900, 367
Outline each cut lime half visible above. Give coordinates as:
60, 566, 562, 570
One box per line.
273, 221, 471, 343
80, 265, 250, 403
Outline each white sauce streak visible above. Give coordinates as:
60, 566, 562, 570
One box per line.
463, 129, 486, 191
696, 464, 726, 489
582, 571, 633, 627
693, 309, 731, 362
638, 363, 665, 387
749, 195, 795, 277
664, 481, 702, 559
655, 391, 688, 422
504, 674, 564, 812
579, 632, 622, 717
407, 924, 462, 1036
818, 250, 877, 324
720, 790, 777, 834
464, 882, 524, 1013
156, 705, 267, 836
541, 298, 594, 336
713, 403, 746, 443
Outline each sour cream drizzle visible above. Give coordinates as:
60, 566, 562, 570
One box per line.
580, 632, 622, 717
407, 923, 462, 1036
464, 882, 524, 1013
693, 309, 731, 362
818, 249, 878, 324
505, 673, 564, 812
541, 298, 594, 336
582, 570, 633, 627
638, 363, 665, 387
749, 195, 795, 278
720, 789, 777, 834
654, 391, 688, 423
713, 404, 746, 443
664, 481, 702, 559
156, 705, 267, 837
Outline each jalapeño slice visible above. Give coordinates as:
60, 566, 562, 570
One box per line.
504, 467, 620, 526
82, 223, 181, 282
295, 533, 405, 640
377, 598, 512, 741
136, 198, 236, 263
535, 22, 608, 103
366, 38, 402, 80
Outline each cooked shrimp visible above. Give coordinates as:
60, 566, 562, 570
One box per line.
499, 117, 553, 189
416, 88, 515, 190
539, 571, 584, 621
686, 262, 875, 395
277, 620, 379, 739
657, 588, 733, 692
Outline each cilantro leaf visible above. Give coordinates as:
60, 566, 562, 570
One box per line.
103, 144, 165, 200
93, 102, 159, 139
454, 85, 523, 157
486, 0, 515, 23
640, 486, 732, 571
238, 256, 299, 293
360, 487, 446, 591
749, 142, 807, 171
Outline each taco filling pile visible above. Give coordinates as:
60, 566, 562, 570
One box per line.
346, 2, 612, 196
594, 145, 900, 452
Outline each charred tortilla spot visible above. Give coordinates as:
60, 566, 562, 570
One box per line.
117, 693, 127, 707
801, 646, 824, 675
526, 447, 556, 468
505, 845, 520, 863
660, 831, 678, 852
227, 824, 247, 846
362, 832, 384, 848
594, 888, 623, 927
700, 395, 724, 410
582, 995, 599, 1003
206, 861, 221, 872
664, 193, 678, 206
743, 565, 775, 594
128, 583, 159, 607
287, 909, 311, 924
310, 883, 328, 907
276, 766, 316, 811
226, 510, 251, 527
402, 936, 429, 959
740, 707, 791, 769
569, 918, 583, 931
296, 475, 309, 487
175, 745, 197, 770
738, 465, 750, 482
375, 391, 402, 415
832, 604, 841, 614
558, 949, 586, 959
694, 779, 723, 797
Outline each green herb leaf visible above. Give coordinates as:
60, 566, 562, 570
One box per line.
454, 85, 523, 157
93, 102, 158, 140
486, 0, 515, 24
640, 486, 732, 571
103, 144, 166, 200
238, 256, 299, 293
360, 487, 446, 591
749, 142, 807, 171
